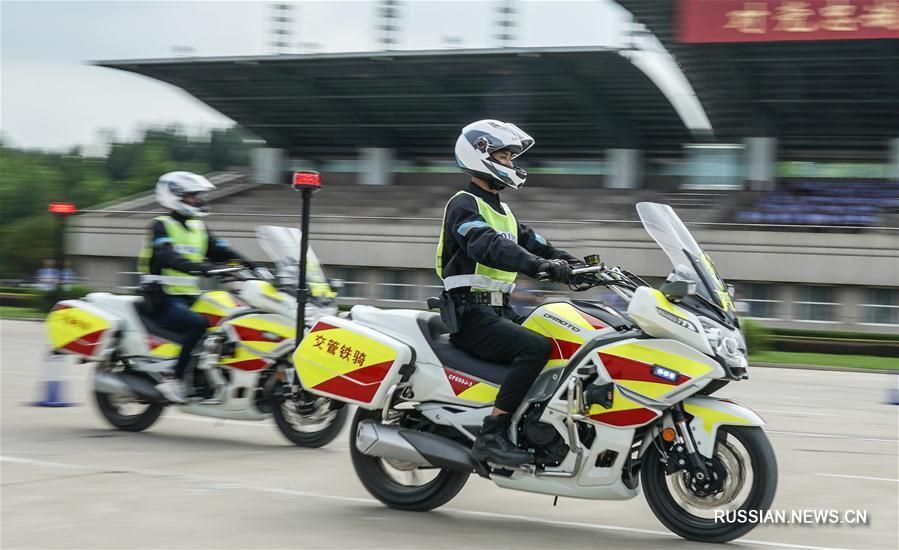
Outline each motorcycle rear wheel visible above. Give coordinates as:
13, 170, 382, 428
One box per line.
642, 425, 778, 543
94, 390, 164, 432
349, 408, 469, 511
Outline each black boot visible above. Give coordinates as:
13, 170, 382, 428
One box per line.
472, 414, 533, 466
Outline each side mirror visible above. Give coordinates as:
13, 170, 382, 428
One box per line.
660, 280, 696, 303
330, 278, 345, 290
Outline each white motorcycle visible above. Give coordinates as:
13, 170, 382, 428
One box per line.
45, 226, 347, 447
292, 203, 777, 542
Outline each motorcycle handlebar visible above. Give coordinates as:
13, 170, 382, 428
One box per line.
536, 264, 605, 282
206, 266, 245, 276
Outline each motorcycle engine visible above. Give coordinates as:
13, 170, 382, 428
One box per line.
520, 403, 569, 467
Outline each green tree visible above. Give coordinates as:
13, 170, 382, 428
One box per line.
0, 124, 254, 279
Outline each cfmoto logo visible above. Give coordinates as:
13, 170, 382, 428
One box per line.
543, 313, 582, 333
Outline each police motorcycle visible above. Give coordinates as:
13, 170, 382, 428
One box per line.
291, 203, 777, 543
45, 226, 348, 447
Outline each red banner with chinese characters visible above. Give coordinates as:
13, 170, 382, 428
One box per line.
679, 0, 899, 43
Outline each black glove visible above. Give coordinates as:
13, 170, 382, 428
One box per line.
537, 259, 573, 283
558, 252, 579, 265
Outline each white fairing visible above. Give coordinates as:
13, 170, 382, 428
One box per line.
626, 287, 713, 356
684, 396, 765, 458
349, 306, 501, 407
84, 293, 153, 357
350, 306, 440, 366
239, 280, 298, 318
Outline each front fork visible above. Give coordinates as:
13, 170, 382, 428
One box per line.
665, 404, 723, 496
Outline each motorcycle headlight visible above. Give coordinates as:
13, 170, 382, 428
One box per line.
700, 318, 748, 379
699, 318, 722, 350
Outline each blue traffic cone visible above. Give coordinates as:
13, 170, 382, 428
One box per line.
31, 351, 75, 407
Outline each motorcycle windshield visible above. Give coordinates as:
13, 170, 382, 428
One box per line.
636, 202, 736, 323
255, 225, 329, 286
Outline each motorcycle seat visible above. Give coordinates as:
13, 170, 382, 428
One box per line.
416, 313, 509, 386
84, 292, 184, 344
134, 300, 187, 344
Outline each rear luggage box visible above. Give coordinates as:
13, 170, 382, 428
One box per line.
293, 316, 413, 409
46, 300, 121, 359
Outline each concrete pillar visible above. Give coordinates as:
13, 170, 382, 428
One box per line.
889, 137, 899, 181
605, 148, 641, 189
251, 148, 285, 184
682, 144, 744, 190
358, 147, 394, 186
744, 137, 777, 191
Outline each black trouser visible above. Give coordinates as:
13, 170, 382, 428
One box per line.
155, 294, 208, 380
449, 304, 552, 413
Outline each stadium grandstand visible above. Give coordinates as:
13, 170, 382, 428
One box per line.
72, 11, 898, 333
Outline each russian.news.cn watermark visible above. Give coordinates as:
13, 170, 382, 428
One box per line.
715, 509, 871, 526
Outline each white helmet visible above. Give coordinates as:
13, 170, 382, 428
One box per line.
155, 171, 216, 218
454, 119, 535, 190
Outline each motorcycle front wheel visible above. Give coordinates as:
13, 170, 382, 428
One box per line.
349, 408, 469, 511
641, 425, 778, 543
271, 390, 348, 448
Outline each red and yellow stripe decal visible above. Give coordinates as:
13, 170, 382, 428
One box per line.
443, 368, 499, 404
146, 334, 180, 358
587, 386, 660, 427
220, 314, 295, 372
192, 290, 247, 329
597, 342, 714, 400
220, 346, 270, 371
45, 304, 111, 358
522, 303, 603, 369
294, 321, 398, 404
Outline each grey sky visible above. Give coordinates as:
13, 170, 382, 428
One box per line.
1, 1, 703, 152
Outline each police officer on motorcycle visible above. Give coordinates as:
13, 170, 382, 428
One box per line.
138, 171, 251, 403
437, 120, 578, 466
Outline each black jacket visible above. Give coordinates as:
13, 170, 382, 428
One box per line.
439, 182, 576, 283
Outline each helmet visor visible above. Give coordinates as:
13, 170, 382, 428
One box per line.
504, 123, 534, 158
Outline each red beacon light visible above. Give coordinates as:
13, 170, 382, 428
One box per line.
48, 203, 77, 215
292, 171, 321, 192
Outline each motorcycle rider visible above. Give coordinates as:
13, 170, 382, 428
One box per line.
138, 171, 252, 403
437, 120, 579, 466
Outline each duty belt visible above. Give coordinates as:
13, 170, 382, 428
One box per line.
451, 289, 510, 307
442, 274, 515, 294
140, 274, 197, 285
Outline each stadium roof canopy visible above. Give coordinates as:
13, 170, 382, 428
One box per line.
617, 0, 899, 160
95, 47, 696, 159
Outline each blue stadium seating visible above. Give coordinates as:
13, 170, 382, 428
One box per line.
736, 181, 898, 227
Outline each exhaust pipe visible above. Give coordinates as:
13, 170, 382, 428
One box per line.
356, 419, 479, 474
95, 371, 165, 403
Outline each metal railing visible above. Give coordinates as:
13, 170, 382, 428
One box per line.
78, 209, 899, 231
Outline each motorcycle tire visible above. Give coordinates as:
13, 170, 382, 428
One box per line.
642, 425, 778, 543
349, 408, 469, 512
94, 390, 165, 432
271, 394, 349, 448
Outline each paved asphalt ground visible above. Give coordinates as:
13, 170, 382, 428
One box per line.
1, 319, 897, 550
